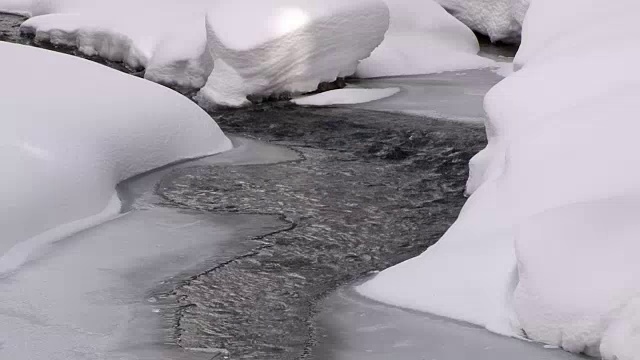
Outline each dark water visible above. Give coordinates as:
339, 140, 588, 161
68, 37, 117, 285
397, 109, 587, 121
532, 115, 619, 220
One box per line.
0, 13, 488, 359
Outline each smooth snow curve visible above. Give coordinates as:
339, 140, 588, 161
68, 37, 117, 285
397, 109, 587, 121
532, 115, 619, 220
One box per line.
195, 0, 389, 107
292, 87, 400, 106
357, 0, 494, 78
435, 0, 530, 43
0, 42, 231, 274
360, 0, 640, 359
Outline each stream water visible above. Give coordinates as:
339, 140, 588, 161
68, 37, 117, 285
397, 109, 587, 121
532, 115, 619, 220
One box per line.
0, 12, 583, 360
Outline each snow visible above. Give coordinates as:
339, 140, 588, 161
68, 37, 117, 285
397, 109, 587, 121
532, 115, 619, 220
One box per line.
291, 87, 400, 106
359, 0, 640, 358
435, 0, 530, 42
0, 41, 231, 274
195, 0, 389, 108
2, 0, 390, 106
356, 0, 494, 78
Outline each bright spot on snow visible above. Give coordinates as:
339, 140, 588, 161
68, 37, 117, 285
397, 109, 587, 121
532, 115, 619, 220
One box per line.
276, 7, 309, 34
21, 142, 50, 160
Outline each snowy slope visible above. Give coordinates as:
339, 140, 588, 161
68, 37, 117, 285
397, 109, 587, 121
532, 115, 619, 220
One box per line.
357, 0, 494, 78
195, 0, 389, 107
360, 0, 640, 358
435, 0, 530, 42
0, 42, 231, 274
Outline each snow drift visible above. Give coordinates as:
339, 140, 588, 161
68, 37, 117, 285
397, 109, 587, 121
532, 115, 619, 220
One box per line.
357, 0, 493, 78
195, 0, 389, 107
435, 0, 530, 43
360, 0, 640, 358
0, 42, 231, 273
2, 0, 390, 106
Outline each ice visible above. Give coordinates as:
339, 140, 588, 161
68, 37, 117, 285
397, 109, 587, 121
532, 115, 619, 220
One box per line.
291, 87, 400, 106
345, 68, 505, 122
0, 136, 300, 359
435, 0, 530, 42
0, 41, 231, 273
195, 0, 389, 107
357, 0, 494, 78
359, 0, 640, 358
311, 286, 582, 360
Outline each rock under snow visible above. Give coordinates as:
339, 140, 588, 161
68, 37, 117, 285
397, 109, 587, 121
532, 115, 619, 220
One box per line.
0, 41, 231, 274
435, 0, 530, 43
195, 0, 389, 108
360, 0, 640, 359
357, 0, 494, 78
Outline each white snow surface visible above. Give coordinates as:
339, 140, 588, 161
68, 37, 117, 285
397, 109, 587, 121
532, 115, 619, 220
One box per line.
195, 0, 389, 108
292, 87, 400, 106
0, 42, 231, 274
2, 0, 390, 106
435, 0, 530, 42
357, 0, 494, 78
360, 0, 640, 359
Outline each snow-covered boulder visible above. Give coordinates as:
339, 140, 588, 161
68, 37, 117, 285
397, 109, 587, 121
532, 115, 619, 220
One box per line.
195, 0, 389, 108
0, 42, 231, 274
360, 0, 640, 358
4, 0, 217, 90
356, 0, 493, 78
435, 0, 530, 43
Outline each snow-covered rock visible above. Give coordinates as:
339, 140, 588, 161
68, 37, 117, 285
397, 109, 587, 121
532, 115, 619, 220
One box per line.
435, 0, 530, 43
5, 0, 214, 89
357, 0, 494, 78
292, 87, 400, 106
0, 41, 231, 273
195, 0, 389, 108
360, 0, 640, 358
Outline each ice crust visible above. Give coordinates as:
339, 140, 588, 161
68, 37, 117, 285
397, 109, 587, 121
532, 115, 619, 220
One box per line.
360, 0, 640, 359
0, 42, 231, 273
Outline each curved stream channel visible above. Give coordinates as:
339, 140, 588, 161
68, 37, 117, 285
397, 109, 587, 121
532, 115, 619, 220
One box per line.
0, 12, 583, 360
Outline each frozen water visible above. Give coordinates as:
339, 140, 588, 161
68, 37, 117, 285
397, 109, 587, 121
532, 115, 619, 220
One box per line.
345, 68, 506, 122
311, 286, 582, 360
0, 137, 300, 359
291, 87, 400, 106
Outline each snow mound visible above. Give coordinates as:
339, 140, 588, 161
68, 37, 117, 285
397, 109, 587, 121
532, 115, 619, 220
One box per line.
292, 87, 400, 106
357, 0, 494, 78
7, 0, 214, 90
195, 0, 389, 108
360, 0, 640, 358
435, 0, 530, 43
0, 42, 231, 274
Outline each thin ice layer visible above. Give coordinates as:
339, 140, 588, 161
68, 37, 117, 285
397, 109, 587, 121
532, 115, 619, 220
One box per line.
0, 42, 231, 273
195, 0, 389, 107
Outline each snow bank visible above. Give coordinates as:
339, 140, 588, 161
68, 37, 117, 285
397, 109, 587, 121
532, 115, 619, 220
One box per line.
357, 0, 494, 78
0, 42, 231, 273
4, 0, 214, 89
292, 87, 400, 106
195, 0, 389, 108
435, 0, 530, 43
360, 0, 640, 358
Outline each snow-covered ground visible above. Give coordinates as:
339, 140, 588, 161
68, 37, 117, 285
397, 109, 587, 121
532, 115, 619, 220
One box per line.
194, 0, 389, 107
356, 0, 494, 78
435, 0, 530, 43
0, 0, 508, 106
0, 41, 230, 274
360, 0, 640, 359
1, 0, 390, 106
